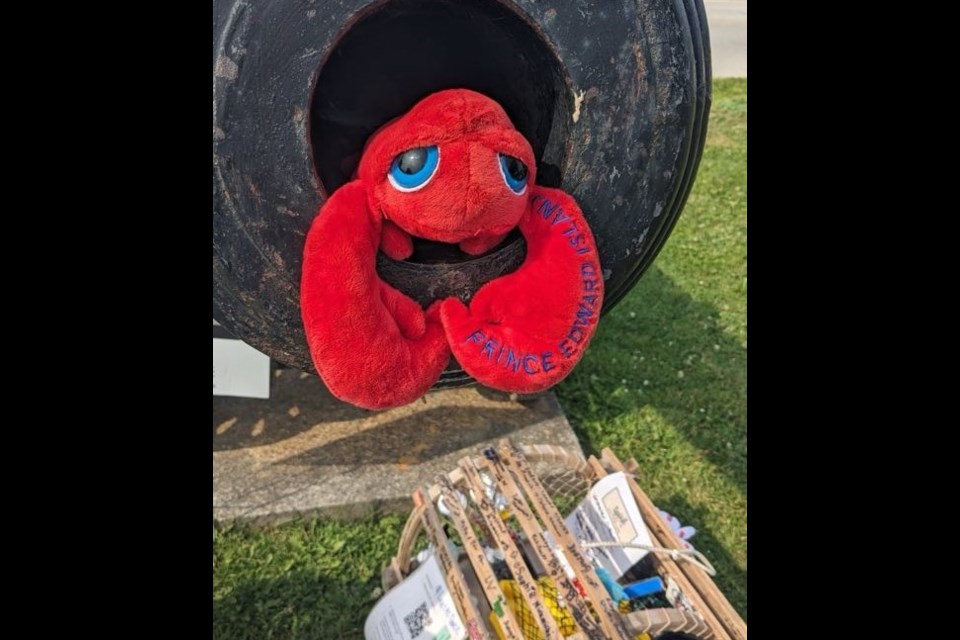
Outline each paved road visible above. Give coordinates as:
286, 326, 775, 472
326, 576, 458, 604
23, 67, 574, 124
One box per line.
703, 0, 746, 77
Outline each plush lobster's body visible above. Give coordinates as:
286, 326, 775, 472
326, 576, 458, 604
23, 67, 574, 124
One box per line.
301, 89, 603, 409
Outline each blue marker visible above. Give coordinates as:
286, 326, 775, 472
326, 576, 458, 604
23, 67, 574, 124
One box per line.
622, 576, 665, 599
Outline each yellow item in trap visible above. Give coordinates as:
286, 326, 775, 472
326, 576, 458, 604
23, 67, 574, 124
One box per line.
489, 577, 652, 640
489, 577, 578, 640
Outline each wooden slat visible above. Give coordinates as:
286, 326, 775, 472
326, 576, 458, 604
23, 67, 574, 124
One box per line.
458, 458, 565, 640
476, 456, 607, 640
622, 608, 711, 638
600, 449, 746, 640
521, 443, 594, 480
584, 456, 609, 488
496, 440, 632, 640
435, 477, 527, 640
414, 487, 492, 640
395, 502, 426, 578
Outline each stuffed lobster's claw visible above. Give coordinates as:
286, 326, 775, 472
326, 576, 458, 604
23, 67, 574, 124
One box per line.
440, 186, 603, 393
301, 181, 450, 409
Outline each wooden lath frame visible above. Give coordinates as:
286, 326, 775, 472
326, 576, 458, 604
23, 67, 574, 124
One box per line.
389, 441, 747, 640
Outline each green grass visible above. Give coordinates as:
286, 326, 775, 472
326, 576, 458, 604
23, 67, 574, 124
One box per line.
214, 78, 747, 639
214, 516, 406, 639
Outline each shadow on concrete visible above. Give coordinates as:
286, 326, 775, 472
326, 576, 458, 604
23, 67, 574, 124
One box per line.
213, 370, 371, 451
277, 405, 534, 467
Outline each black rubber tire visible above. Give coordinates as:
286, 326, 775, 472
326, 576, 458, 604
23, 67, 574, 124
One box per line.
606, 0, 713, 309
213, 0, 711, 384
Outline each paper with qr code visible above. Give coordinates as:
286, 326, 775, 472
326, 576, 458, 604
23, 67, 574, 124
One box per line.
365, 553, 466, 640
563, 471, 654, 580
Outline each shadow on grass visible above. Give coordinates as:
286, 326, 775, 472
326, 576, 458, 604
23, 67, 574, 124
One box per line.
214, 516, 404, 640
657, 495, 747, 621
558, 265, 747, 496
213, 569, 376, 640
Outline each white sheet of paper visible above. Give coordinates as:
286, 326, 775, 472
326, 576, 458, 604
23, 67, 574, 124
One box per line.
364, 552, 466, 640
212, 337, 270, 399
563, 471, 653, 580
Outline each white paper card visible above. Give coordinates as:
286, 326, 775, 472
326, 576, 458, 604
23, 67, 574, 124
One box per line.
563, 471, 653, 580
212, 338, 270, 399
364, 553, 466, 640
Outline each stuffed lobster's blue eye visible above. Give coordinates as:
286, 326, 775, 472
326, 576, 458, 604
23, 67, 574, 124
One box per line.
388, 146, 439, 192
499, 154, 528, 195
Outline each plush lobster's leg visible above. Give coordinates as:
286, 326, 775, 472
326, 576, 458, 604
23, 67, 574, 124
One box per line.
380, 219, 413, 260
459, 232, 507, 256
440, 186, 603, 393
301, 181, 450, 409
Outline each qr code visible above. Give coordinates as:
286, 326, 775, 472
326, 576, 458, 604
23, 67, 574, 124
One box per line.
403, 602, 431, 638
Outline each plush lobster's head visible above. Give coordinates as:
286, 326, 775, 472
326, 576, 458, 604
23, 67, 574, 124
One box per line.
357, 89, 536, 248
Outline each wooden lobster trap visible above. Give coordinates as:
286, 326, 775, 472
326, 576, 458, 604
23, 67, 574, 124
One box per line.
379, 440, 746, 640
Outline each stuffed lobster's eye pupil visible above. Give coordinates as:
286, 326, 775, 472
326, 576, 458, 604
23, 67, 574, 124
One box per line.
505, 157, 527, 181
397, 148, 427, 175
498, 153, 528, 195
388, 146, 439, 191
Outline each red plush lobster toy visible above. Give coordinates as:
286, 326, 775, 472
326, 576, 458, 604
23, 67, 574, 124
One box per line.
301, 89, 603, 409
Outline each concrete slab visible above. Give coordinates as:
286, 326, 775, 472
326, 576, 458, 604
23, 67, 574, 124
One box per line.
213, 368, 584, 524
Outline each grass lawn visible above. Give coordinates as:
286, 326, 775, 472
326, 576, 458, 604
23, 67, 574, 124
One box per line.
214, 78, 747, 639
